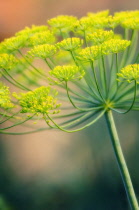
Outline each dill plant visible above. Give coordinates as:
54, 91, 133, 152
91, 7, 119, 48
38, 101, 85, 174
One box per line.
0, 10, 139, 209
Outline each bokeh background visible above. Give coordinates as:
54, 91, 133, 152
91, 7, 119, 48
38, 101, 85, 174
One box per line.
0, 0, 139, 209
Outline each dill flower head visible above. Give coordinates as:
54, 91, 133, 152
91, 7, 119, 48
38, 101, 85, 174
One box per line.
122, 18, 139, 30
91, 17, 109, 29
73, 17, 93, 33
15, 25, 48, 37
28, 44, 57, 59
49, 65, 85, 83
106, 15, 120, 28
87, 10, 109, 18
28, 31, 56, 46
117, 64, 139, 83
57, 38, 83, 51
76, 45, 102, 62
0, 36, 28, 53
114, 10, 139, 23
87, 29, 114, 45
0, 83, 14, 109
1, 9, 139, 134
13, 86, 61, 114
0, 53, 18, 70
102, 39, 131, 54
48, 15, 77, 34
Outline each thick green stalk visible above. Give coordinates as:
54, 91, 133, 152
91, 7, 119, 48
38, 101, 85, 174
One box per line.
105, 110, 139, 210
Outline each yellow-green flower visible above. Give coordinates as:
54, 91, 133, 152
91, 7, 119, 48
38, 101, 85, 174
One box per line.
122, 18, 139, 30
87, 29, 114, 45
89, 16, 108, 29
13, 86, 61, 114
48, 15, 77, 34
101, 39, 131, 54
49, 65, 85, 83
117, 64, 139, 83
57, 38, 83, 51
87, 10, 109, 18
76, 46, 102, 62
0, 83, 14, 109
73, 17, 93, 33
28, 31, 56, 46
0, 36, 28, 53
28, 44, 57, 59
114, 10, 139, 24
105, 15, 120, 28
0, 53, 18, 70
16, 25, 48, 37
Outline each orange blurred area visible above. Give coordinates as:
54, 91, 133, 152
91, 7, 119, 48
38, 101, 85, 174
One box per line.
1, 0, 138, 39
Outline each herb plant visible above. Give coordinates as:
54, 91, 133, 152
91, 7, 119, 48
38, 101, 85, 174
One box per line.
0, 10, 139, 210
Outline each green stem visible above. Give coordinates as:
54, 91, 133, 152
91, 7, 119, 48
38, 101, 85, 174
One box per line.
44, 58, 53, 69
90, 61, 105, 102
105, 110, 139, 210
113, 80, 137, 114
65, 82, 99, 112
18, 50, 47, 78
101, 55, 107, 93
45, 110, 105, 133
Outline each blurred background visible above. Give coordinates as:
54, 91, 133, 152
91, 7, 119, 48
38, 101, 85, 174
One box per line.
1, 0, 139, 209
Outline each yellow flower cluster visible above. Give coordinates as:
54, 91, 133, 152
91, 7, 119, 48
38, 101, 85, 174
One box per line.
122, 18, 139, 30
16, 25, 48, 37
87, 10, 109, 18
77, 45, 102, 62
28, 44, 57, 59
87, 29, 114, 45
117, 64, 139, 83
57, 38, 83, 51
101, 39, 131, 54
0, 36, 28, 53
13, 86, 61, 114
114, 10, 139, 22
73, 17, 94, 33
28, 31, 56, 47
0, 54, 18, 70
49, 65, 85, 83
48, 15, 77, 34
114, 10, 139, 29
0, 83, 14, 109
